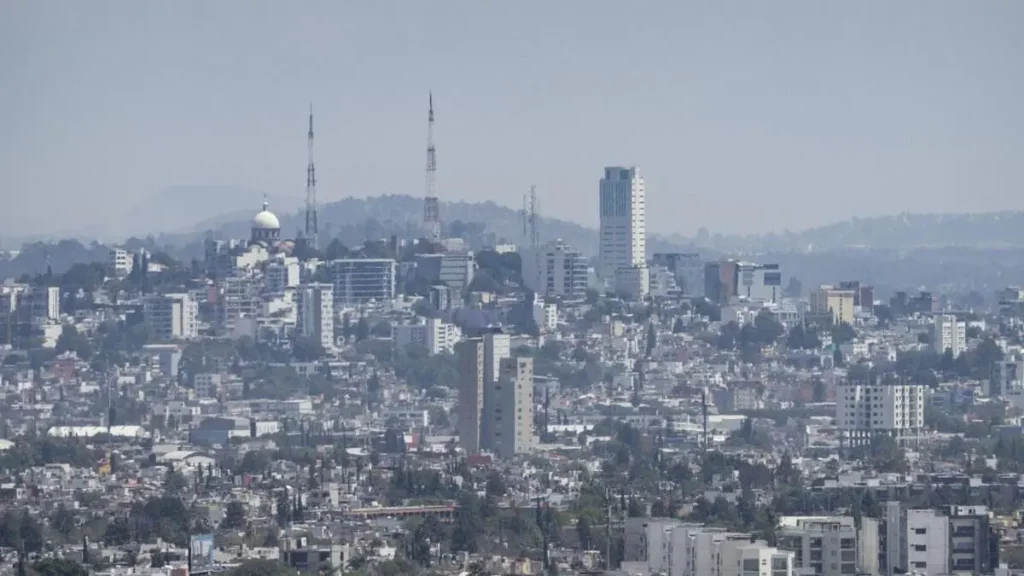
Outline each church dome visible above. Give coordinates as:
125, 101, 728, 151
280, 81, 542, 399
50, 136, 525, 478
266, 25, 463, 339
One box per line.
252, 201, 280, 230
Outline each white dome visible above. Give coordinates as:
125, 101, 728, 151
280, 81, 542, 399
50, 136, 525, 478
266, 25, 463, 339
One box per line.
252, 206, 280, 230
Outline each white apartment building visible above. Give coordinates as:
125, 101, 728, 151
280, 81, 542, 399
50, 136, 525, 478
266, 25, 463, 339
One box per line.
933, 314, 967, 356
777, 516, 858, 576
599, 166, 646, 282
490, 356, 534, 459
623, 519, 795, 576
295, 283, 334, 350
532, 300, 558, 332
521, 239, 590, 299
144, 293, 199, 340
108, 248, 134, 277
392, 317, 462, 355
836, 381, 925, 446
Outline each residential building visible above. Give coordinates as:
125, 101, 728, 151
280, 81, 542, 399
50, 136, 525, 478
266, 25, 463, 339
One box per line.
295, 283, 334, 350
266, 259, 300, 293
598, 166, 646, 281
777, 516, 858, 576
392, 317, 462, 355
521, 239, 589, 299
489, 356, 534, 458
947, 505, 997, 574
327, 259, 398, 304
194, 373, 223, 399
615, 265, 650, 300
144, 293, 199, 340
705, 260, 739, 304
108, 248, 134, 277
24, 286, 61, 321
456, 339, 485, 454
216, 276, 260, 335
810, 285, 855, 325
652, 252, 703, 296
992, 357, 1024, 397
836, 381, 925, 447
414, 252, 476, 294
532, 299, 557, 332
933, 314, 967, 356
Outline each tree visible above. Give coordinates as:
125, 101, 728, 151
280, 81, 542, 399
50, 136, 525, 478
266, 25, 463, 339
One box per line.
354, 318, 370, 342
226, 559, 297, 576
220, 501, 248, 530
54, 325, 92, 360
31, 558, 89, 576
467, 269, 500, 294
645, 323, 657, 357
322, 239, 350, 260
291, 335, 325, 362
831, 322, 857, 345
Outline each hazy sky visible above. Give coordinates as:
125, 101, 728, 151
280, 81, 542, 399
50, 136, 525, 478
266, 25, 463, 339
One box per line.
3, 1, 1023, 239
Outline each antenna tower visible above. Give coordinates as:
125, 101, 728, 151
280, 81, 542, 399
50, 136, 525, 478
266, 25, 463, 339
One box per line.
423, 92, 441, 243
304, 104, 319, 250
521, 186, 540, 290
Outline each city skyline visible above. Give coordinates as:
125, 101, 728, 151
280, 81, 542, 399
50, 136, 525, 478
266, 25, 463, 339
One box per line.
3, 1, 1024, 240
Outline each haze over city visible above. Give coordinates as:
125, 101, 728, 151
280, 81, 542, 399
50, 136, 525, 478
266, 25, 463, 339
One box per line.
3, 1, 1024, 240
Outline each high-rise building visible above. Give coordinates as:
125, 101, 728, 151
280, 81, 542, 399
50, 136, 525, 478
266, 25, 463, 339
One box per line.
266, 259, 300, 293
705, 260, 739, 304
933, 314, 967, 356
992, 357, 1024, 397
521, 239, 589, 299
777, 516, 859, 576
456, 339, 485, 454
327, 259, 398, 304
413, 252, 475, 294
489, 356, 535, 459
144, 293, 199, 340
652, 253, 704, 296
810, 285, 855, 325
599, 167, 646, 282
836, 381, 924, 447
295, 283, 334, 350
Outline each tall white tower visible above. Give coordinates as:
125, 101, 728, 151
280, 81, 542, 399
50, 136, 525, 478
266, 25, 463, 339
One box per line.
598, 166, 646, 281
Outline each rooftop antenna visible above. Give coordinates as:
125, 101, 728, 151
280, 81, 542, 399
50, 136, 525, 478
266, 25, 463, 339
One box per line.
304, 104, 319, 250
522, 185, 541, 291
423, 92, 441, 243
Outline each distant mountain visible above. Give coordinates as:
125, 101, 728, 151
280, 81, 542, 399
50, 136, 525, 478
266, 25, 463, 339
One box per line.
117, 185, 303, 239
689, 212, 1024, 253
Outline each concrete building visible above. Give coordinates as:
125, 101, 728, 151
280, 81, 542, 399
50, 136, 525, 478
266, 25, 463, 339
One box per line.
615, 265, 650, 300
947, 505, 997, 574
392, 317, 462, 355
992, 357, 1024, 397
810, 285, 855, 325
836, 381, 925, 447
933, 314, 967, 356
266, 259, 300, 293
532, 299, 558, 332
108, 248, 134, 277
736, 263, 783, 304
295, 283, 334, 351
144, 293, 199, 340
521, 239, 589, 299
414, 252, 476, 294
777, 516, 858, 576
456, 339, 486, 454
24, 286, 61, 322
598, 166, 646, 282
216, 276, 261, 335
652, 252, 703, 297
327, 259, 398, 304
489, 356, 534, 458
705, 260, 739, 304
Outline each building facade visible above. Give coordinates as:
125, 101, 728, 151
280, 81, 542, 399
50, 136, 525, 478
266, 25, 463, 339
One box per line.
327, 259, 398, 304
933, 314, 967, 356
456, 339, 485, 454
598, 166, 646, 282
810, 285, 855, 325
836, 381, 925, 446
489, 356, 535, 459
144, 293, 199, 340
521, 239, 590, 299
295, 283, 334, 350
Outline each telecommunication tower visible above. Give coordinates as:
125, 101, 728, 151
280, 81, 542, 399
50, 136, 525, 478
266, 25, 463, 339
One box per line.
522, 185, 540, 290
304, 104, 319, 250
423, 92, 441, 243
